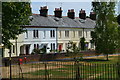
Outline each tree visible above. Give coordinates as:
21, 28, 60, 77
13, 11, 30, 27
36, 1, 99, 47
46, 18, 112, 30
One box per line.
80, 37, 85, 50
117, 14, 120, 52
0, 1, 2, 45
91, 2, 119, 60
66, 41, 83, 61
117, 14, 120, 25
2, 2, 31, 48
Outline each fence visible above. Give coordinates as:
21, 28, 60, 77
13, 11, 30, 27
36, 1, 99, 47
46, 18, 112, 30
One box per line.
2, 61, 120, 80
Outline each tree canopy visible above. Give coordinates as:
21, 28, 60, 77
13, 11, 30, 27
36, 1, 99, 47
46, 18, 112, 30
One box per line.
117, 14, 120, 25
80, 37, 85, 50
2, 2, 31, 48
91, 2, 119, 60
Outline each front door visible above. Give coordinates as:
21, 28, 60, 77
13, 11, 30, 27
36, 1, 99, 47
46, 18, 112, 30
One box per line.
26, 45, 29, 55
58, 44, 62, 51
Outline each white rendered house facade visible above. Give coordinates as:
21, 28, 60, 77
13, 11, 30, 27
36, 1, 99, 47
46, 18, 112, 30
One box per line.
21, 27, 57, 55
3, 7, 96, 57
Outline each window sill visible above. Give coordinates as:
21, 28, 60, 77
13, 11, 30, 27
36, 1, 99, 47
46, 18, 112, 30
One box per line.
33, 37, 39, 39
50, 37, 55, 38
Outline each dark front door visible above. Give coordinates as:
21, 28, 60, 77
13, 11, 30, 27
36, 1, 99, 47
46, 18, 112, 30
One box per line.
26, 45, 29, 55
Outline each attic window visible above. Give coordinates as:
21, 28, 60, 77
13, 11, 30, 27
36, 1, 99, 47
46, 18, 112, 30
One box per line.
79, 19, 85, 23
54, 17, 59, 21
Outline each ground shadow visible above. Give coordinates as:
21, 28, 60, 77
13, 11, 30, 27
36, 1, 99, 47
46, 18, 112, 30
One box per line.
80, 59, 108, 62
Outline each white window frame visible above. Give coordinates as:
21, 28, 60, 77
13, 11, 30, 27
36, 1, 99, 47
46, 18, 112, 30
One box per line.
51, 43, 55, 50
73, 31, 75, 38
65, 31, 69, 37
78, 31, 82, 37
13, 45, 15, 53
43, 30, 46, 39
25, 31, 28, 39
33, 30, 39, 38
59, 31, 61, 38
50, 30, 55, 38
86, 31, 87, 38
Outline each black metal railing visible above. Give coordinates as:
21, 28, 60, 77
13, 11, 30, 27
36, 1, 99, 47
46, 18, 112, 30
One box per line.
2, 61, 120, 80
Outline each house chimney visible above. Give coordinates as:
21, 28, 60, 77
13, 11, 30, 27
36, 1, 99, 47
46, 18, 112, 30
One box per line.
79, 9, 86, 19
67, 9, 75, 19
90, 12, 96, 20
54, 7, 62, 18
39, 6, 48, 17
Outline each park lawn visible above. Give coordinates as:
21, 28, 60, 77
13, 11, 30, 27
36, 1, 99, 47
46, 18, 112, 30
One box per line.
23, 64, 118, 79
81, 55, 119, 64
20, 55, 119, 79
22, 55, 119, 79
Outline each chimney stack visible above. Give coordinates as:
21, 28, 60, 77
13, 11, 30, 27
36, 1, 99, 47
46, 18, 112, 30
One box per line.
67, 9, 75, 19
54, 7, 62, 18
39, 6, 48, 17
79, 9, 86, 20
90, 12, 96, 20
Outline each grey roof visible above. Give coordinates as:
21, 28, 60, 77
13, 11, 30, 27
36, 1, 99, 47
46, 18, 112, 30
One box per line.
26, 14, 96, 29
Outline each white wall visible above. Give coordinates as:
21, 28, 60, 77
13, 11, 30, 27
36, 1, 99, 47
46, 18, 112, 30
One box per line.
57, 28, 94, 51
4, 33, 24, 57
24, 28, 57, 54
3, 27, 94, 57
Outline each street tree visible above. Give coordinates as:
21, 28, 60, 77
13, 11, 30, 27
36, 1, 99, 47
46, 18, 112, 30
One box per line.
2, 2, 31, 48
66, 41, 83, 61
91, 2, 118, 60
80, 37, 85, 50
117, 14, 120, 25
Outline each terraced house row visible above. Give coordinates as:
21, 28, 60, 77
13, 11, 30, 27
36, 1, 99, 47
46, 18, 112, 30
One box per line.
3, 6, 96, 57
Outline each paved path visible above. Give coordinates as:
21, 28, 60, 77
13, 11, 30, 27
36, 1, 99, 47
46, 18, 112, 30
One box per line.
17, 53, 120, 64
1, 53, 120, 66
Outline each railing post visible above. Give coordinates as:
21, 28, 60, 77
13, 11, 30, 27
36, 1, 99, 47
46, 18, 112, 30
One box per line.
44, 62, 49, 80
117, 62, 120, 79
75, 60, 80, 80
9, 48, 12, 80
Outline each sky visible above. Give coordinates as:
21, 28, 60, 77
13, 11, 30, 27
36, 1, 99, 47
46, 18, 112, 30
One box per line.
31, 2, 92, 17
31, 1, 119, 17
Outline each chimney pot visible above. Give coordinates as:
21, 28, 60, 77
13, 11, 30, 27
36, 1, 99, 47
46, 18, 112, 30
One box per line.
54, 7, 62, 18
71, 9, 74, 12
67, 9, 75, 19
39, 6, 48, 17
68, 10, 71, 12
90, 12, 96, 20
79, 9, 86, 19
60, 7, 62, 10
44, 6, 47, 9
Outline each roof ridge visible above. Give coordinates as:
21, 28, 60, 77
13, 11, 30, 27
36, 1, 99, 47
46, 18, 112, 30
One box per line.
32, 14, 88, 18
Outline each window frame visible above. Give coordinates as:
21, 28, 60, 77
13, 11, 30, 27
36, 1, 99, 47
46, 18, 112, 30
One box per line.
78, 31, 82, 37
25, 31, 28, 39
65, 31, 69, 37
50, 30, 55, 38
33, 30, 39, 38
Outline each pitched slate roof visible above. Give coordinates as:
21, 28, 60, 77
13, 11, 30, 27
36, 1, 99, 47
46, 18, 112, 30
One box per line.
25, 14, 96, 29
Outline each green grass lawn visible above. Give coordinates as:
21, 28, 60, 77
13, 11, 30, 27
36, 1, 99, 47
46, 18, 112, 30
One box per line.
81, 55, 119, 64
22, 55, 119, 79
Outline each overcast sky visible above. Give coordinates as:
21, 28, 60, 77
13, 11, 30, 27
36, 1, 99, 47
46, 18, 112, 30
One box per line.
31, 2, 119, 17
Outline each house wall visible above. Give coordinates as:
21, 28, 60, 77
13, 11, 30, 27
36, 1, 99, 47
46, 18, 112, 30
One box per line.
3, 27, 94, 57
4, 33, 24, 57
23, 28, 57, 54
57, 28, 94, 51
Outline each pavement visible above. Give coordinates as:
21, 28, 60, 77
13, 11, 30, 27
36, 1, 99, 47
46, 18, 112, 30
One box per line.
1, 53, 120, 66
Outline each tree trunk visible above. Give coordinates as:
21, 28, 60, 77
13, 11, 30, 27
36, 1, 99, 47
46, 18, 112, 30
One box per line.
106, 54, 109, 61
